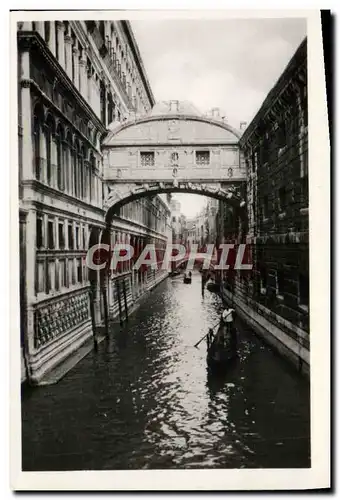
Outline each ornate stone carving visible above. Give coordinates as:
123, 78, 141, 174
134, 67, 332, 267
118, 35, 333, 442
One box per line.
34, 291, 90, 348
167, 119, 180, 140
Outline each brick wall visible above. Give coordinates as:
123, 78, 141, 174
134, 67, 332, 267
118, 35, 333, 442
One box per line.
218, 38, 309, 338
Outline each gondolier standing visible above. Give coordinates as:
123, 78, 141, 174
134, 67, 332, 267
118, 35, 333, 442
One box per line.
222, 306, 235, 331
220, 306, 237, 349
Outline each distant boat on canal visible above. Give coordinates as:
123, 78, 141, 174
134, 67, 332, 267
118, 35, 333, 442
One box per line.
183, 272, 192, 284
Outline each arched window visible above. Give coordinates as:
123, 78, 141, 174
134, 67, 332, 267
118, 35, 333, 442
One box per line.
44, 118, 53, 186
74, 141, 80, 198
89, 152, 94, 202
65, 131, 73, 194
33, 116, 41, 181
80, 145, 85, 200
71, 135, 77, 196
56, 124, 64, 190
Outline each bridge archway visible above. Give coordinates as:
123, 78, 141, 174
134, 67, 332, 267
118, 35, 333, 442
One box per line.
102, 100, 247, 230
103, 183, 247, 227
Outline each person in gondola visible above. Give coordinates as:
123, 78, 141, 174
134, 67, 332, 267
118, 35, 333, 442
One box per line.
222, 306, 238, 351
220, 306, 234, 345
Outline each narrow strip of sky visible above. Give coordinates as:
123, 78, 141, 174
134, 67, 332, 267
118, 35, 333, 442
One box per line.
131, 17, 307, 217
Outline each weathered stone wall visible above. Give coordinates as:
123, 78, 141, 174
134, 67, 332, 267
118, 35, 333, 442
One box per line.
218, 38, 309, 372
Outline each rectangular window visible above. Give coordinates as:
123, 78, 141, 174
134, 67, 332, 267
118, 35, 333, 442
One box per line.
302, 144, 308, 178
68, 224, 74, 250
196, 151, 210, 166
277, 121, 287, 150
76, 227, 80, 249
55, 261, 59, 291
252, 150, 258, 173
58, 222, 65, 250
83, 263, 87, 282
302, 86, 308, 128
299, 273, 309, 307
36, 217, 43, 249
262, 195, 269, 219
48, 220, 54, 249
260, 266, 267, 292
278, 187, 287, 213
301, 175, 308, 207
77, 258, 82, 283
276, 269, 285, 297
140, 151, 155, 167
60, 260, 66, 288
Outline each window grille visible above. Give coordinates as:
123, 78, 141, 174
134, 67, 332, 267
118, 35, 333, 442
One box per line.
140, 151, 155, 167
196, 151, 210, 165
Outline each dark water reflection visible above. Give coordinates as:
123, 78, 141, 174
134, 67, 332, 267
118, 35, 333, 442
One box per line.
22, 272, 310, 470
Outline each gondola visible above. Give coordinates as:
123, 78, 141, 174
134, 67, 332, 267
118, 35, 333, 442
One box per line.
206, 324, 237, 374
206, 281, 220, 293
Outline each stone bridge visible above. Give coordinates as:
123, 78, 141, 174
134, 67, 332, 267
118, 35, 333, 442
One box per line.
101, 100, 247, 223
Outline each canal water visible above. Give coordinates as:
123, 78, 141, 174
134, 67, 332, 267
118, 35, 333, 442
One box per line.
22, 272, 310, 470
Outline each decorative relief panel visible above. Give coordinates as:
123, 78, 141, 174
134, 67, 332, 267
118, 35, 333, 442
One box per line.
104, 119, 239, 146
34, 291, 90, 349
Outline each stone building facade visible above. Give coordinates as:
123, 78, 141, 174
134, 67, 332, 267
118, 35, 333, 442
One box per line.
220, 38, 309, 374
17, 20, 171, 384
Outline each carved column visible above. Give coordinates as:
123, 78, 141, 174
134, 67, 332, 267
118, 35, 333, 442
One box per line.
93, 229, 102, 325
51, 135, 58, 189
35, 22, 45, 39
62, 139, 68, 194
78, 51, 87, 97
39, 126, 47, 184
25, 209, 37, 355
55, 216, 60, 291
73, 45, 79, 90
56, 21, 65, 69
20, 22, 32, 30
20, 74, 33, 181
64, 32, 73, 80
48, 21, 56, 56
87, 65, 93, 107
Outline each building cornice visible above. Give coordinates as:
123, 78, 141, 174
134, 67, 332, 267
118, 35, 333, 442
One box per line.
121, 21, 155, 108
23, 78, 102, 154
21, 180, 105, 215
17, 31, 107, 137
81, 21, 133, 112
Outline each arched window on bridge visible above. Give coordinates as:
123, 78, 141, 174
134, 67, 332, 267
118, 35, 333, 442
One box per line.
195, 150, 210, 166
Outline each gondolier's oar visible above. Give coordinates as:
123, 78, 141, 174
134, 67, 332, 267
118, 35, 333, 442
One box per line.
194, 319, 220, 348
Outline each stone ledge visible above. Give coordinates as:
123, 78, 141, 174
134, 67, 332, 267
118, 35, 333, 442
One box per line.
221, 288, 309, 377
37, 332, 106, 386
